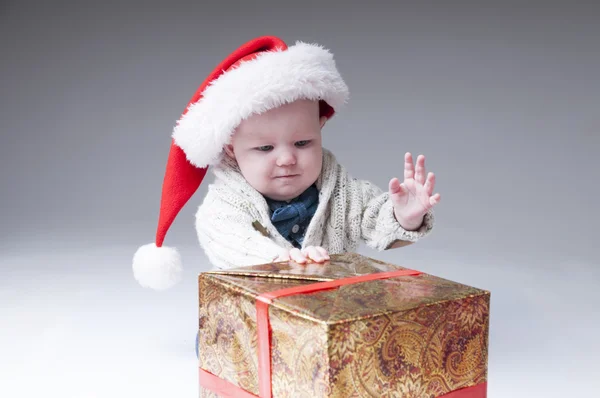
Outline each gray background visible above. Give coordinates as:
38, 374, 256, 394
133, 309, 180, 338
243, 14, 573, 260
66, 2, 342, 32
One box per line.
1, 1, 598, 397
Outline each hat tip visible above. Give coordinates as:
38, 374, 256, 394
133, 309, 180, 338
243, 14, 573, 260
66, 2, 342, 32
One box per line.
132, 243, 183, 291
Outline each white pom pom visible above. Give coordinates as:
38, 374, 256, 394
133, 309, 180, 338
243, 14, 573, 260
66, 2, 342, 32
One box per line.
132, 243, 183, 290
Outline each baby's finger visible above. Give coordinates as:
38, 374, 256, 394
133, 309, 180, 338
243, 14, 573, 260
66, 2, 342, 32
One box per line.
273, 247, 290, 262
290, 248, 307, 263
424, 172, 435, 196
388, 179, 408, 209
274, 254, 288, 262
429, 193, 441, 206
388, 178, 406, 196
415, 154, 426, 185
404, 152, 415, 180
315, 246, 330, 260
302, 246, 325, 263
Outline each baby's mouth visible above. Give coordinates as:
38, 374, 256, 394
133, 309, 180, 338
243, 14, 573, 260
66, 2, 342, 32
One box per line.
275, 174, 299, 178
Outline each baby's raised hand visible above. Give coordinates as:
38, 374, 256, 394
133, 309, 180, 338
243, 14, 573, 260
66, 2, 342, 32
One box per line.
389, 152, 441, 230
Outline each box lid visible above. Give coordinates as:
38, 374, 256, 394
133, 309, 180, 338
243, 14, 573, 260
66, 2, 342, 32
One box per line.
202, 253, 488, 324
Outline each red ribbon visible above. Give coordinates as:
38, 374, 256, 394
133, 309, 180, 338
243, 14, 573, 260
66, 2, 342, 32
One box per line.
199, 368, 258, 398
256, 268, 423, 397
199, 267, 488, 398
439, 382, 487, 397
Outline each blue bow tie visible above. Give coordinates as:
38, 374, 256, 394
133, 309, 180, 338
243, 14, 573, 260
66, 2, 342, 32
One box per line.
267, 185, 319, 237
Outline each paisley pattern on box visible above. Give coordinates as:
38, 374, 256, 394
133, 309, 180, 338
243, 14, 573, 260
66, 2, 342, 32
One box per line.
198, 253, 489, 397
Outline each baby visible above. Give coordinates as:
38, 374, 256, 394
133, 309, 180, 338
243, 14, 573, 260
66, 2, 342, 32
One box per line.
132, 35, 440, 291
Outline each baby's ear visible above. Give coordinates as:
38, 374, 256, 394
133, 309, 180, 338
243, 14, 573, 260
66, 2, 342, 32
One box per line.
319, 116, 328, 129
223, 144, 235, 159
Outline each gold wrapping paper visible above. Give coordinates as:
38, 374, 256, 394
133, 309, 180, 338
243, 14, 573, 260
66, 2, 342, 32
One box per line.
198, 253, 490, 397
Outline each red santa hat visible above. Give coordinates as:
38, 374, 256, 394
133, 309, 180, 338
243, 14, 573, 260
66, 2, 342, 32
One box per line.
132, 35, 349, 290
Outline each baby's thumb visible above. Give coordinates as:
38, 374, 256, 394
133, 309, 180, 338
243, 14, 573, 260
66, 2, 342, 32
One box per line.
273, 247, 290, 262
389, 178, 407, 197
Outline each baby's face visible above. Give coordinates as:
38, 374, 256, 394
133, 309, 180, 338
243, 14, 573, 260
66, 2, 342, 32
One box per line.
226, 99, 326, 201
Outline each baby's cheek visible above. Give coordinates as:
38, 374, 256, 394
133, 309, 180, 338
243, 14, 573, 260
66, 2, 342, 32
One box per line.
307, 153, 323, 174
257, 162, 274, 184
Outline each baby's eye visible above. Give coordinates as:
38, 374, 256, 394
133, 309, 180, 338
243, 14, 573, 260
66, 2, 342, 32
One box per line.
295, 140, 311, 147
256, 145, 273, 152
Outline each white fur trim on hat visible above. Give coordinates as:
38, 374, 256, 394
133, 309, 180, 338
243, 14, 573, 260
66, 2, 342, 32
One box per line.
172, 41, 350, 169
132, 243, 183, 290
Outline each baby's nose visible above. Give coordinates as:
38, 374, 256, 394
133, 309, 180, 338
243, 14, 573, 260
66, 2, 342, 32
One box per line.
276, 151, 296, 166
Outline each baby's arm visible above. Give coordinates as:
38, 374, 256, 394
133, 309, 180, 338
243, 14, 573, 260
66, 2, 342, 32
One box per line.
354, 178, 434, 251
195, 192, 291, 270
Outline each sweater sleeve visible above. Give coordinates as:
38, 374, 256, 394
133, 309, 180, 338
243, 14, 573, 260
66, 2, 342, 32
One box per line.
194, 188, 291, 270
355, 178, 435, 251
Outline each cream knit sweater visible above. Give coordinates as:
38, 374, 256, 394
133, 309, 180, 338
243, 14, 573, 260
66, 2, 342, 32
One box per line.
195, 148, 435, 270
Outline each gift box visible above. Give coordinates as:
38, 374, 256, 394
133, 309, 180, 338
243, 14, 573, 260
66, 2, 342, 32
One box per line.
197, 253, 490, 397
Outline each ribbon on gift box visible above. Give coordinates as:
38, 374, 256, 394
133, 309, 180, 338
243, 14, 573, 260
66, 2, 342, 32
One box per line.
199, 268, 488, 398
